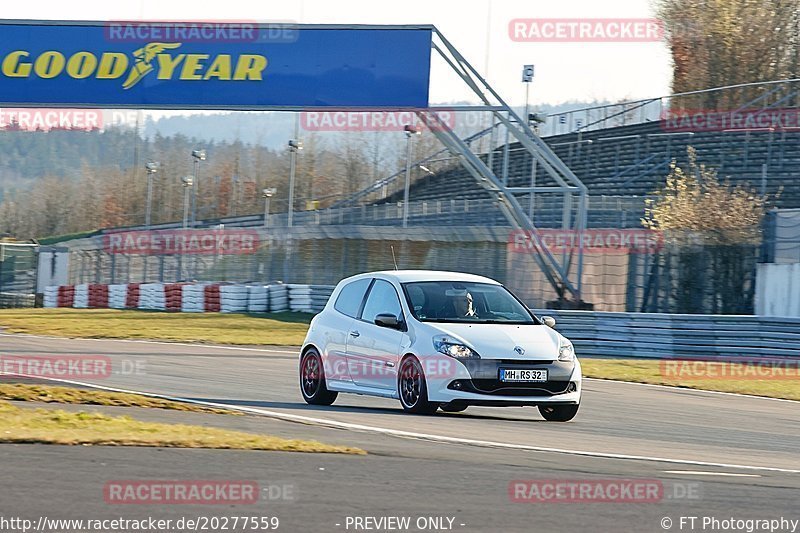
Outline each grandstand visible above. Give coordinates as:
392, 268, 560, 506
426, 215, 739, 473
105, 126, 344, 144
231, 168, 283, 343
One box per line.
375, 121, 800, 225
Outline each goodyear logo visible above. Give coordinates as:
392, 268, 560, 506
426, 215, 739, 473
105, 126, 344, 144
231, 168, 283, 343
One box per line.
0, 42, 267, 89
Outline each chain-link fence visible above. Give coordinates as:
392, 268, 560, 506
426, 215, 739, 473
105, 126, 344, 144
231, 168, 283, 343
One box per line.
0, 243, 37, 308
58, 220, 772, 314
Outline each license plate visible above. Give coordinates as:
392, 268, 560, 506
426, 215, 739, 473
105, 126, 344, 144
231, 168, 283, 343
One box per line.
500, 369, 548, 382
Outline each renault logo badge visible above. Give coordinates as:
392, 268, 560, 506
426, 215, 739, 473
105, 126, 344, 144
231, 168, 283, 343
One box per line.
514, 346, 525, 355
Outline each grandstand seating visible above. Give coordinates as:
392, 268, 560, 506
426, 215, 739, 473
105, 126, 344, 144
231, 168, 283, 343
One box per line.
376, 120, 800, 226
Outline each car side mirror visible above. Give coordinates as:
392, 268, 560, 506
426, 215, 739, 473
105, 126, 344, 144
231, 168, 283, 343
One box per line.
541, 316, 556, 328
375, 313, 403, 329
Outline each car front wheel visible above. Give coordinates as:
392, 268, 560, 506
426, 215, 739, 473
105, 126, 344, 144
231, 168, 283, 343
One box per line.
398, 356, 439, 414
538, 403, 579, 422
299, 348, 338, 406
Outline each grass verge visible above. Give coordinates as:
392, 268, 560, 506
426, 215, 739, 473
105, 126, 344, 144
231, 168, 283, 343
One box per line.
0, 401, 364, 454
0, 384, 239, 414
0, 308, 310, 345
582, 358, 800, 401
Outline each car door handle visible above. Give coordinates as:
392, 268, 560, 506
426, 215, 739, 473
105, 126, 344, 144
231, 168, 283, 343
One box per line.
349, 330, 360, 338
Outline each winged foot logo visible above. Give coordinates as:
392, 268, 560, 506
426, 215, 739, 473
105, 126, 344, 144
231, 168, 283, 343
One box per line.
0, 42, 269, 89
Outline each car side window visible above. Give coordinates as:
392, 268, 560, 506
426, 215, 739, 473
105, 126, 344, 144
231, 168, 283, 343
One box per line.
360, 280, 403, 324
333, 278, 372, 318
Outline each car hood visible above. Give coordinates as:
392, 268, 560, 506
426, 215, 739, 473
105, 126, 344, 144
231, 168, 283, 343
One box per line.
427, 322, 563, 360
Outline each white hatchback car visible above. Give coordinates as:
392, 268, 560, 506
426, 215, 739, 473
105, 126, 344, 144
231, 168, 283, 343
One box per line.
298, 270, 581, 421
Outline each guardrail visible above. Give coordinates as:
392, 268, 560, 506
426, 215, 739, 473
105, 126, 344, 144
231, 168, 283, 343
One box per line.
41, 286, 800, 359
535, 310, 800, 359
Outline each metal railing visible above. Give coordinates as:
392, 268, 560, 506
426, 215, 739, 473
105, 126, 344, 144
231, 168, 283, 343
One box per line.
541, 79, 800, 137
106, 195, 648, 232
537, 309, 800, 359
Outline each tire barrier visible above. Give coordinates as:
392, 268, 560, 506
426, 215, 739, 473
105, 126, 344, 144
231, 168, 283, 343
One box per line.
164, 283, 184, 312
43, 286, 58, 308
88, 283, 109, 308
43, 283, 335, 315
204, 284, 221, 312
269, 284, 289, 313
181, 283, 205, 313
220, 284, 249, 313
108, 284, 128, 309
56, 285, 75, 308
139, 283, 165, 311
125, 283, 141, 309
246, 285, 270, 313
73, 284, 89, 309
288, 284, 335, 313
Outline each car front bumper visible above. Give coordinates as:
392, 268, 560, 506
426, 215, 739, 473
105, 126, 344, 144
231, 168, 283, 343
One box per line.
423, 355, 582, 405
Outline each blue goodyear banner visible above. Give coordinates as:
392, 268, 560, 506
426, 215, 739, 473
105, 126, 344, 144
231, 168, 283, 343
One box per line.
0, 21, 432, 109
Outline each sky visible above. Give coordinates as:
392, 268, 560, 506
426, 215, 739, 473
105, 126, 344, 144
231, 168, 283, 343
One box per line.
4, 0, 674, 110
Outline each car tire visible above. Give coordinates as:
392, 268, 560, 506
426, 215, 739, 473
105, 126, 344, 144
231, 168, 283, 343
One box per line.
538, 403, 579, 422
439, 402, 468, 413
299, 348, 338, 406
398, 356, 440, 414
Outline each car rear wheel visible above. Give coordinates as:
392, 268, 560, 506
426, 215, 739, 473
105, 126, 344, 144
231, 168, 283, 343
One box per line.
300, 348, 338, 406
398, 356, 439, 414
440, 402, 468, 413
538, 403, 579, 422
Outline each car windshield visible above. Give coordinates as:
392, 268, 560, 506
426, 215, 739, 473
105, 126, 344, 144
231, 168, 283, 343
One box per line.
402, 281, 537, 324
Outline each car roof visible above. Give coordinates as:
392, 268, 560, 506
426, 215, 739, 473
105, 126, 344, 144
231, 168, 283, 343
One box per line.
339, 270, 501, 285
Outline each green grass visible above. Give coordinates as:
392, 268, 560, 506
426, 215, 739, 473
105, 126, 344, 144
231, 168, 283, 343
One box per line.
0, 400, 364, 453
0, 308, 311, 345
582, 358, 800, 401
0, 383, 240, 414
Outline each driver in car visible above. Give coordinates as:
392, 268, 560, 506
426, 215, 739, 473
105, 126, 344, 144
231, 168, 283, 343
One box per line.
451, 290, 478, 318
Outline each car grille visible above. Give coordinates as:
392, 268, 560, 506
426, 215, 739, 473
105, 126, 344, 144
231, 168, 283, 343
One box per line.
448, 379, 572, 396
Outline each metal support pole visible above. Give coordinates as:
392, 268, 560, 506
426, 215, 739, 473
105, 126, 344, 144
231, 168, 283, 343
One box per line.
402, 132, 413, 228
263, 196, 271, 228
182, 185, 191, 229
190, 158, 199, 227
288, 150, 297, 228
145, 173, 154, 228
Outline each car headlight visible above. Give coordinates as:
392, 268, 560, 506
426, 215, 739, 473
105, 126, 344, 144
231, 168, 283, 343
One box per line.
558, 339, 574, 362
433, 335, 480, 359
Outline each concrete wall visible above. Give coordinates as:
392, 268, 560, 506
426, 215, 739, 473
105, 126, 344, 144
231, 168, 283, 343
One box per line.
755, 263, 800, 317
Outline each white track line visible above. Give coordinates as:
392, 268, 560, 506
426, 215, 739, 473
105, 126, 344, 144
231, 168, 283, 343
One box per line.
662, 470, 761, 477
3, 372, 798, 475
584, 377, 800, 404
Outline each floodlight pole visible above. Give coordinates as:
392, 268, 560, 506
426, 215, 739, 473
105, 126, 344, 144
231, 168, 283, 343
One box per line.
263, 187, 276, 228
144, 161, 159, 228
189, 149, 206, 228
181, 176, 193, 229
287, 139, 303, 227
402, 125, 421, 228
